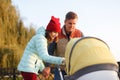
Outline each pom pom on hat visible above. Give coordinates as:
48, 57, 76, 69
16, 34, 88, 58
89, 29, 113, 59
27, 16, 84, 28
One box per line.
46, 16, 61, 32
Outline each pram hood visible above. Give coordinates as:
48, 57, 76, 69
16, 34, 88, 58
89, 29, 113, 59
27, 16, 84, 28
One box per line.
65, 36, 118, 76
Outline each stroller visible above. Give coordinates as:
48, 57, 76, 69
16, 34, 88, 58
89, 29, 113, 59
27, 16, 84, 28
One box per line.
118, 62, 120, 78
64, 36, 119, 80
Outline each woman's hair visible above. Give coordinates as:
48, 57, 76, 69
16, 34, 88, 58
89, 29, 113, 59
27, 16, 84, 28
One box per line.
45, 31, 59, 43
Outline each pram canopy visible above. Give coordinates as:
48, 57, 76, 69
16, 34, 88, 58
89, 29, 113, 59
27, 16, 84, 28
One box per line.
65, 36, 118, 77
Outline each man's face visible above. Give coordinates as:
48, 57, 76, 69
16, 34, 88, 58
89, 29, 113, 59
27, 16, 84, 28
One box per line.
64, 19, 78, 33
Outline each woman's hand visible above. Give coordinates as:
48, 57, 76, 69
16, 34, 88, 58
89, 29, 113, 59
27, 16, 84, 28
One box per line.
42, 67, 51, 79
61, 58, 66, 65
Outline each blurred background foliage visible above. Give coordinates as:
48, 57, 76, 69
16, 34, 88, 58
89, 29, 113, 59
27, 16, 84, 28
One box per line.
0, 0, 35, 68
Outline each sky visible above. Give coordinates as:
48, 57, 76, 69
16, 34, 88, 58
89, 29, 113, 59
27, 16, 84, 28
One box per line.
12, 0, 120, 61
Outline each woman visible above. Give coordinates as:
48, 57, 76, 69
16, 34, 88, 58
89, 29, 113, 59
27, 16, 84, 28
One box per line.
17, 16, 65, 80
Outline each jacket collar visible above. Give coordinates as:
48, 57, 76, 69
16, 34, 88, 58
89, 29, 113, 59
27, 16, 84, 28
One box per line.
62, 25, 66, 36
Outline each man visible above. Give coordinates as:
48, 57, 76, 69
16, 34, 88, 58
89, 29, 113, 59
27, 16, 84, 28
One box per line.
48, 11, 84, 80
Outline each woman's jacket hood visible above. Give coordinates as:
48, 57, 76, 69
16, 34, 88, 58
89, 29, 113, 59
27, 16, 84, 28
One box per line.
36, 26, 45, 36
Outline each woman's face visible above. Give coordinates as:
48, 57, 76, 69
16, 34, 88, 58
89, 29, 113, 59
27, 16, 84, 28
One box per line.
49, 31, 58, 40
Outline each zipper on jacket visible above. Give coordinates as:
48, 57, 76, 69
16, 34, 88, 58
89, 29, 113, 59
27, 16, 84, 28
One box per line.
35, 60, 37, 68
